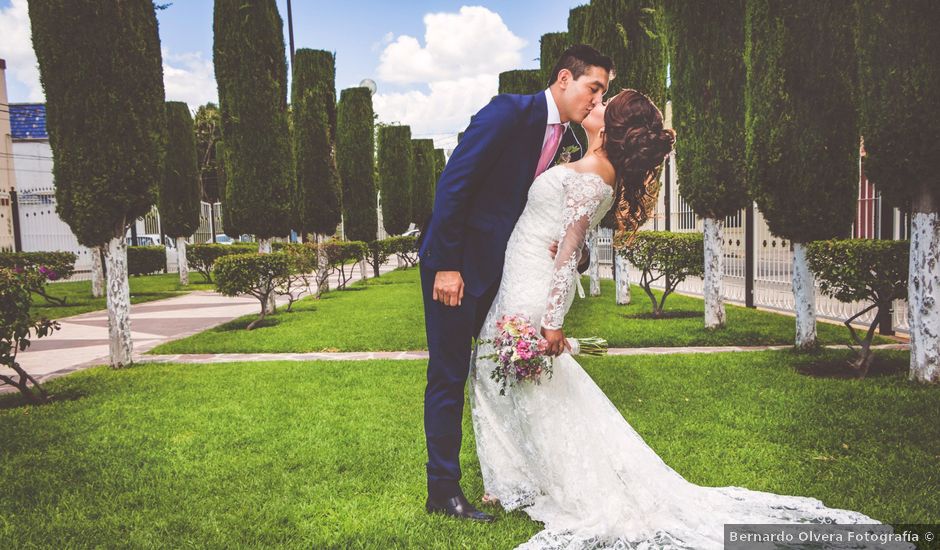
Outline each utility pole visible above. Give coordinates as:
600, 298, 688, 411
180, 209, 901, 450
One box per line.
286, 0, 295, 67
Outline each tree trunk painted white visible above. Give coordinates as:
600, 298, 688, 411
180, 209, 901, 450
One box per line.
360, 259, 367, 280
258, 238, 275, 313
792, 242, 817, 350
615, 254, 631, 304
176, 237, 189, 286
703, 217, 726, 328
588, 229, 600, 296
316, 234, 330, 295
91, 246, 105, 298
908, 186, 940, 384
104, 236, 133, 368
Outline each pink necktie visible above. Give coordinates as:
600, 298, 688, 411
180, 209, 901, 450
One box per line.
534, 123, 564, 179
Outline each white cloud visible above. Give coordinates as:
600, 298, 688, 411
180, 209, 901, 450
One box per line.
374, 6, 526, 136
374, 74, 498, 136
0, 0, 43, 101
162, 49, 217, 110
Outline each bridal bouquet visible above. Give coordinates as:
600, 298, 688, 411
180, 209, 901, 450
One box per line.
478, 314, 608, 395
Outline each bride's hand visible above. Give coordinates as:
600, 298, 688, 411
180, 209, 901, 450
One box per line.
541, 327, 571, 356
548, 240, 559, 259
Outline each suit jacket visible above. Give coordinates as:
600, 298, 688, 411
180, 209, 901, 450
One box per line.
419, 92, 583, 297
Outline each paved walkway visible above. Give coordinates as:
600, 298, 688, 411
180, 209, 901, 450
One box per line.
4, 261, 399, 390
137, 343, 910, 365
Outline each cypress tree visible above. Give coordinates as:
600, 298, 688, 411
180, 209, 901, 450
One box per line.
377, 125, 415, 236
213, 0, 292, 248
28, 0, 166, 368
337, 87, 376, 242
411, 139, 436, 230
665, 0, 748, 328
567, 5, 591, 44
433, 148, 446, 185
292, 49, 342, 237
160, 101, 202, 285
745, 0, 858, 349
856, 0, 940, 383
194, 103, 222, 242
498, 70, 544, 95
540, 32, 570, 85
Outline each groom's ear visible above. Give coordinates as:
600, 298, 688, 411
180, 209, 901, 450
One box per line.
556, 68, 574, 90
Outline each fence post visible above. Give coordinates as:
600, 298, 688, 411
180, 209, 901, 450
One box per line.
10, 189, 22, 252
664, 156, 671, 232
745, 201, 755, 308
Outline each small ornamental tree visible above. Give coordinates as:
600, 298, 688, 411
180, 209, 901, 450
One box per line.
665, 0, 748, 328
194, 103, 222, 241
745, 0, 858, 350
617, 231, 705, 317
213, 0, 293, 252
213, 253, 291, 330
337, 87, 377, 243
291, 49, 341, 240
377, 125, 414, 236
856, 0, 940, 384
1, 267, 60, 404
160, 101, 202, 285
807, 240, 909, 378
411, 138, 436, 232
498, 70, 543, 95
28, 0, 166, 368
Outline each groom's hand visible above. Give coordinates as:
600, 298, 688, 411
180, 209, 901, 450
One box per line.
433, 271, 465, 307
541, 327, 571, 357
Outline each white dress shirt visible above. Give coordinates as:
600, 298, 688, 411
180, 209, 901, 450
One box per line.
543, 89, 570, 150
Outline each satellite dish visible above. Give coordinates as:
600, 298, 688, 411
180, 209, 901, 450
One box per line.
359, 78, 377, 95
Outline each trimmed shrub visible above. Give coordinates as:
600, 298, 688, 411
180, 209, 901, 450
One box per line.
319, 240, 368, 289
213, 252, 291, 329
377, 125, 414, 236
127, 246, 166, 277
385, 235, 419, 267
275, 242, 319, 311
337, 87, 377, 242
187, 243, 253, 282
617, 231, 705, 317
498, 69, 543, 95
806, 239, 909, 377
1, 267, 60, 404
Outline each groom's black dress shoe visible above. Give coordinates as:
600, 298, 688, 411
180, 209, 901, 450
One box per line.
425, 494, 495, 523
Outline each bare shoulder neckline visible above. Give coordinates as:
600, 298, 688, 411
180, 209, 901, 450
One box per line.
557, 165, 615, 192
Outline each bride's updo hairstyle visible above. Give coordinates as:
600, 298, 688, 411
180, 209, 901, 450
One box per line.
603, 89, 676, 237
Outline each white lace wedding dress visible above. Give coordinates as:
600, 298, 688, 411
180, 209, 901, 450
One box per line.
469, 165, 904, 550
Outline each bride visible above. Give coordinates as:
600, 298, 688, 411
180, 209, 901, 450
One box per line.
469, 89, 896, 549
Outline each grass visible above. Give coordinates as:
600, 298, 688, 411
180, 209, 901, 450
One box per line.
152, 268, 892, 354
30, 272, 213, 320
0, 349, 934, 548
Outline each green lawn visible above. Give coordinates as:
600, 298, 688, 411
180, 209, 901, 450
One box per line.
31, 272, 213, 320
0, 349, 934, 548
152, 268, 891, 354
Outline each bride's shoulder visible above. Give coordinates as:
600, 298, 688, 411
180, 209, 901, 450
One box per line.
557, 163, 614, 197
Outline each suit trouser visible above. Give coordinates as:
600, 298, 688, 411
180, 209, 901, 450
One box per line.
420, 265, 499, 500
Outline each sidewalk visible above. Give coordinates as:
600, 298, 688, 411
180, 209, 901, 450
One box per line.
4, 261, 399, 390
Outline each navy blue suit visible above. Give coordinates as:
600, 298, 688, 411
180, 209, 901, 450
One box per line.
418, 92, 582, 500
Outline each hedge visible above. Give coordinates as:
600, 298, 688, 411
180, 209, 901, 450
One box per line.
127, 246, 166, 277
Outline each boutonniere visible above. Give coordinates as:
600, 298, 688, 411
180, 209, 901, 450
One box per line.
555, 145, 580, 166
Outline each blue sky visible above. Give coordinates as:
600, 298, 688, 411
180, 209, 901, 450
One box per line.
1, 0, 586, 137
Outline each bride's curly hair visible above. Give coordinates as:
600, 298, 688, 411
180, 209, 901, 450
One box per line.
603, 89, 676, 241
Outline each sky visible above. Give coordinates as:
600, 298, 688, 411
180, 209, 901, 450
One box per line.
0, 0, 585, 139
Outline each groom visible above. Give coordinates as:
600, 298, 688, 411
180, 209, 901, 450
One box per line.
418, 45, 613, 522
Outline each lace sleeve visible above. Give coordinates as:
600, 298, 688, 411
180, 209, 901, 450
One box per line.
540, 176, 609, 330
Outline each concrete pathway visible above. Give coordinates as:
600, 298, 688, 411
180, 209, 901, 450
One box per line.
3, 261, 399, 390
139, 343, 910, 365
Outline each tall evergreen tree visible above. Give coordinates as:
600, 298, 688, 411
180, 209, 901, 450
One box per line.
665, 0, 748, 328
433, 148, 446, 186
292, 49, 341, 238
28, 0, 166, 368
194, 103, 222, 241
856, 0, 940, 383
745, 0, 859, 349
498, 70, 544, 95
377, 125, 415, 236
411, 139, 436, 231
160, 101, 202, 285
540, 32, 570, 85
213, 0, 292, 252
337, 87, 377, 242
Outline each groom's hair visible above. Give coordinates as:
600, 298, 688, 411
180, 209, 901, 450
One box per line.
547, 45, 614, 87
